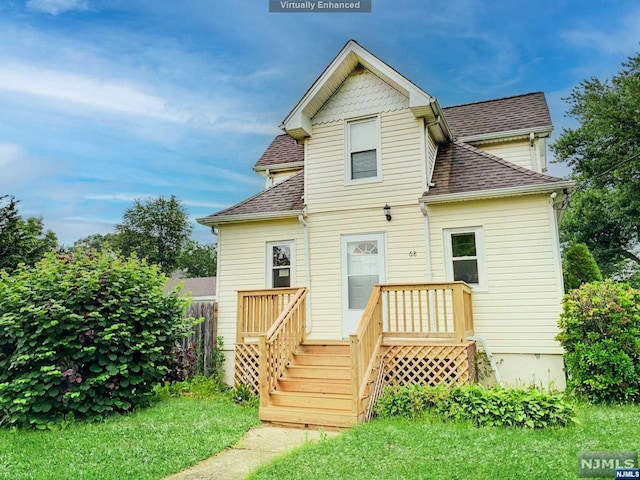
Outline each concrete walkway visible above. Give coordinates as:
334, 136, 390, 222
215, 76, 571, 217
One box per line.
164, 425, 340, 480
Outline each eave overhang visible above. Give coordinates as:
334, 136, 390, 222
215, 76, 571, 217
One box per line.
458, 125, 553, 144
196, 210, 303, 227
420, 180, 575, 206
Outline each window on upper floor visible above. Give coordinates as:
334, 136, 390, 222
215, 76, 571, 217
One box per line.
443, 227, 487, 289
267, 241, 295, 288
346, 117, 381, 183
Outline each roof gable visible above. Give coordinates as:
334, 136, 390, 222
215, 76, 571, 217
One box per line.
282, 40, 451, 142
443, 92, 552, 141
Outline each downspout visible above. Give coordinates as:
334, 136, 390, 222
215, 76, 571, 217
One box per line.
467, 335, 503, 387
419, 202, 433, 281
298, 213, 312, 334
529, 132, 538, 172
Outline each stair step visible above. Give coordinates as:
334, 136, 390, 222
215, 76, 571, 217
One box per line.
284, 365, 351, 380
292, 352, 350, 367
278, 377, 352, 395
270, 391, 352, 410
260, 405, 358, 428
298, 342, 350, 355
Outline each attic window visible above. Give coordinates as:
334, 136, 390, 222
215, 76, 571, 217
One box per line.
346, 117, 381, 183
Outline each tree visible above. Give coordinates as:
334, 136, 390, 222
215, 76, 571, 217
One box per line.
73, 232, 122, 252
176, 240, 217, 278
0, 195, 58, 272
562, 242, 603, 291
552, 52, 640, 277
115, 195, 192, 274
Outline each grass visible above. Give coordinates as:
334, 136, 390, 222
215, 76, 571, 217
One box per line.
248, 403, 640, 480
0, 395, 259, 480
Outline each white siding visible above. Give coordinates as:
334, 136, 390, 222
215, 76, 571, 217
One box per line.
312, 67, 408, 125
427, 194, 564, 354
265, 170, 301, 188
306, 108, 426, 213
476, 139, 534, 171
306, 204, 427, 339
216, 219, 305, 351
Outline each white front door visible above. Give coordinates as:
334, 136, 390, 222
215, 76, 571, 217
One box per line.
341, 233, 386, 338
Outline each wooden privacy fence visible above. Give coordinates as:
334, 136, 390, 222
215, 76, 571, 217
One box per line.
180, 301, 218, 375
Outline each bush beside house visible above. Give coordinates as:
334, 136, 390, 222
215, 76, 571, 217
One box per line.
557, 280, 640, 403
0, 249, 191, 428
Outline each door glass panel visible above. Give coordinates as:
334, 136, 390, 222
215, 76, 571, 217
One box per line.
347, 240, 379, 309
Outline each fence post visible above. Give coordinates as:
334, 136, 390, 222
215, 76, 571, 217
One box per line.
452, 284, 466, 343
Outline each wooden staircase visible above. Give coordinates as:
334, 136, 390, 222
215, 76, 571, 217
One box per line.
259, 342, 359, 428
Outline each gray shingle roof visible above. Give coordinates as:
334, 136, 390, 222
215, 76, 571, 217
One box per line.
165, 277, 216, 297
198, 171, 304, 223
254, 134, 304, 169
425, 140, 564, 197
442, 92, 552, 139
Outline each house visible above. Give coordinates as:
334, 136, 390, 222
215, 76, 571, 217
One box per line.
197, 40, 573, 427
164, 276, 217, 302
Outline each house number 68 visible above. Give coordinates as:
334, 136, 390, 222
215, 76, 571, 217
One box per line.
408, 251, 417, 257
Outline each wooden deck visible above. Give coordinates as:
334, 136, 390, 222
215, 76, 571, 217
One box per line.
235, 283, 475, 428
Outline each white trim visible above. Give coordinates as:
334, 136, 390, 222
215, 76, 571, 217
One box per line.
266, 240, 296, 289
443, 227, 487, 290
254, 161, 304, 173
197, 210, 302, 226
420, 180, 575, 205
340, 232, 386, 338
548, 198, 565, 302
345, 115, 382, 185
458, 126, 552, 144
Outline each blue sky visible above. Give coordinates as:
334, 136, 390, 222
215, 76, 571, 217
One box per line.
1, 0, 639, 245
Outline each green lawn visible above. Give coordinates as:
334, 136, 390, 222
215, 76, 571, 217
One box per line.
248, 404, 640, 480
0, 396, 259, 480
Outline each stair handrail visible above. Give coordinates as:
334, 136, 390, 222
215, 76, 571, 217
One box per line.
349, 285, 383, 419
259, 287, 307, 408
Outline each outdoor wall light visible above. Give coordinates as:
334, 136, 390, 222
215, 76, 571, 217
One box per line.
384, 203, 392, 222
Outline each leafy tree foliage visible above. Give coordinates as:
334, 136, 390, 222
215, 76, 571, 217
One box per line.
562, 242, 603, 291
557, 281, 640, 403
0, 249, 191, 428
0, 195, 58, 272
73, 232, 121, 252
115, 196, 192, 274
177, 240, 217, 278
552, 52, 640, 276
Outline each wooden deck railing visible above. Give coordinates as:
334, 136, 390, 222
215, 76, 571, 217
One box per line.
349, 282, 474, 419
381, 282, 473, 342
350, 285, 384, 420
258, 288, 307, 408
236, 288, 300, 344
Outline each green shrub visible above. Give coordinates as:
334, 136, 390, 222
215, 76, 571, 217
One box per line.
562, 242, 603, 291
375, 384, 576, 428
0, 249, 191, 428
557, 280, 640, 403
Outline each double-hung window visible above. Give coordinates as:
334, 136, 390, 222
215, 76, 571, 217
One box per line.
346, 117, 380, 182
267, 241, 294, 288
443, 227, 486, 289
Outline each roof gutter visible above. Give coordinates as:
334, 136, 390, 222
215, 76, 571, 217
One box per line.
196, 210, 303, 227
254, 161, 304, 173
458, 125, 552, 144
420, 180, 575, 206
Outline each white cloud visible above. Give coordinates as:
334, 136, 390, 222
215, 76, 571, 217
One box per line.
0, 143, 53, 186
85, 193, 154, 203
26, 0, 88, 15
0, 63, 187, 122
562, 10, 640, 56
